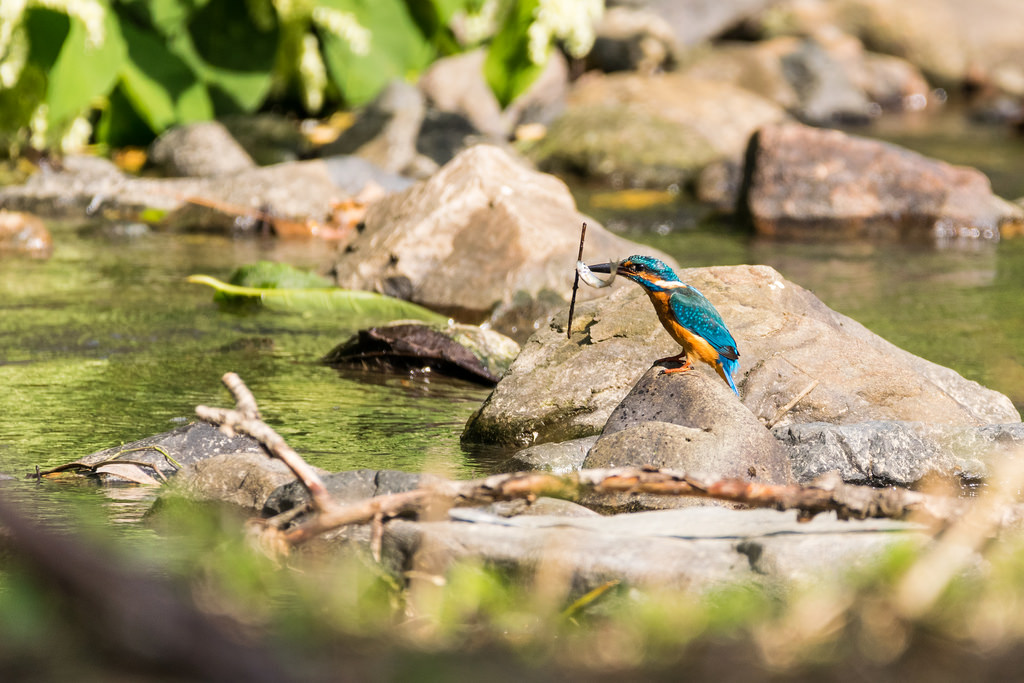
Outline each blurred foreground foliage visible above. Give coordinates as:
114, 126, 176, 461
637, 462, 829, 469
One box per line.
4, 492, 1024, 680
0, 0, 603, 153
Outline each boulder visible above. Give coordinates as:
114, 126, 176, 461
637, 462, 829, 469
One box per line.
528, 72, 788, 188
329, 144, 673, 339
148, 121, 256, 177
746, 122, 1024, 242
507, 436, 599, 473
172, 451, 299, 510
38, 421, 265, 485
382, 507, 926, 593
463, 265, 1020, 447
587, 368, 792, 476
776, 421, 1024, 486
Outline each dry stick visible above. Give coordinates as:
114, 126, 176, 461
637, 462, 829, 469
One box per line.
196, 372, 333, 513
195, 375, 1023, 549
566, 221, 588, 339
765, 379, 820, 429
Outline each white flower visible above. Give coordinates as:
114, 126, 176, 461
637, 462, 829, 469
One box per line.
529, 0, 603, 64
312, 6, 370, 56
298, 32, 326, 112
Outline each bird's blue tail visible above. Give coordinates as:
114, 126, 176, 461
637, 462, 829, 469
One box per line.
717, 357, 740, 397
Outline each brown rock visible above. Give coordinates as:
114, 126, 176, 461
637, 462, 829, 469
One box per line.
746, 122, 1024, 241
0, 210, 52, 259
329, 144, 674, 337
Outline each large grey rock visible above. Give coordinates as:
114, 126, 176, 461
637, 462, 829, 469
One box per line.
382, 507, 926, 593
776, 421, 1024, 486
329, 144, 673, 339
587, 367, 792, 478
172, 451, 299, 510
746, 123, 1024, 242
263, 469, 422, 517
463, 265, 1020, 447
529, 72, 788, 188
508, 436, 599, 473
148, 121, 256, 177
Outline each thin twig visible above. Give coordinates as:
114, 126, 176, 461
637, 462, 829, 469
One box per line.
765, 380, 820, 428
566, 221, 587, 339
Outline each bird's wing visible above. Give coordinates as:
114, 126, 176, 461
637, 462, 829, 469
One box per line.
668, 286, 739, 359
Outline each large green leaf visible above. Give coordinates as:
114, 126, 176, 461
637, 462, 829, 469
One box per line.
483, 0, 543, 108
45, 4, 126, 128
318, 0, 435, 106
117, 17, 213, 133
187, 275, 448, 323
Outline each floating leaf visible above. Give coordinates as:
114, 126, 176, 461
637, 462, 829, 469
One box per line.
187, 274, 447, 323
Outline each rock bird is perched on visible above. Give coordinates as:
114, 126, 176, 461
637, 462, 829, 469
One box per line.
587, 256, 741, 395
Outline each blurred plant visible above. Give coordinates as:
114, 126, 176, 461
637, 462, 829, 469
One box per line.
0, 0, 604, 155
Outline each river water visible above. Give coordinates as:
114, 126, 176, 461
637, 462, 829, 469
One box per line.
1, 119, 1022, 533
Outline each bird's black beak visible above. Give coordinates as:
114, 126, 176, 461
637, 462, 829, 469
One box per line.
586, 262, 614, 274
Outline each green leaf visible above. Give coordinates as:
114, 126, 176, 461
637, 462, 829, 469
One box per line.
318, 0, 435, 106
484, 0, 543, 107
228, 261, 334, 290
187, 275, 448, 324
45, 4, 126, 128
117, 16, 213, 134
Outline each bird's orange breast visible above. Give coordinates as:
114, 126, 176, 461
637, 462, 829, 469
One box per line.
645, 290, 721, 365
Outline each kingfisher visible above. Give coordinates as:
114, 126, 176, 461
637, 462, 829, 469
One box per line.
586, 256, 741, 395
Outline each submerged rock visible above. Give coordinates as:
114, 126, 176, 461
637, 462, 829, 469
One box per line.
746, 122, 1024, 242
173, 451, 299, 510
329, 144, 671, 339
39, 421, 265, 485
463, 265, 1020, 447
322, 322, 520, 385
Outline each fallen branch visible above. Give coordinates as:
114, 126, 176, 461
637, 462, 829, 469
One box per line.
196, 374, 1023, 552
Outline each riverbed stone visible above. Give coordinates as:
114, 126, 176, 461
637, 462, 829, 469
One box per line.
328, 143, 674, 339
462, 265, 1020, 447
0, 155, 346, 232
40, 421, 266, 485
172, 451, 299, 510
528, 72, 788, 188
382, 507, 926, 593
508, 436, 599, 473
746, 122, 1024, 242
148, 121, 256, 177
776, 421, 1024, 486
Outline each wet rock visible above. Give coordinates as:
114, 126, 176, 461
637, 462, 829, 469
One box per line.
746, 122, 1024, 242
221, 113, 312, 166
463, 265, 1020, 447
776, 421, 1024, 486
148, 121, 256, 177
39, 421, 265, 485
0, 210, 52, 259
263, 469, 422, 517
418, 48, 569, 141
0, 155, 346, 230
648, 0, 779, 47
681, 36, 929, 123
507, 436, 599, 473
529, 72, 788, 188
329, 144, 671, 339
382, 507, 926, 593
322, 322, 520, 385
172, 451, 299, 510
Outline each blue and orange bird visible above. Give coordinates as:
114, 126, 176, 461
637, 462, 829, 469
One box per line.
587, 256, 741, 395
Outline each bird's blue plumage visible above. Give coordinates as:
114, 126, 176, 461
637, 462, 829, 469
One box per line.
611, 255, 741, 396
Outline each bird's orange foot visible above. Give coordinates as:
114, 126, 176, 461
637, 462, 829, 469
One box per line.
657, 356, 693, 374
